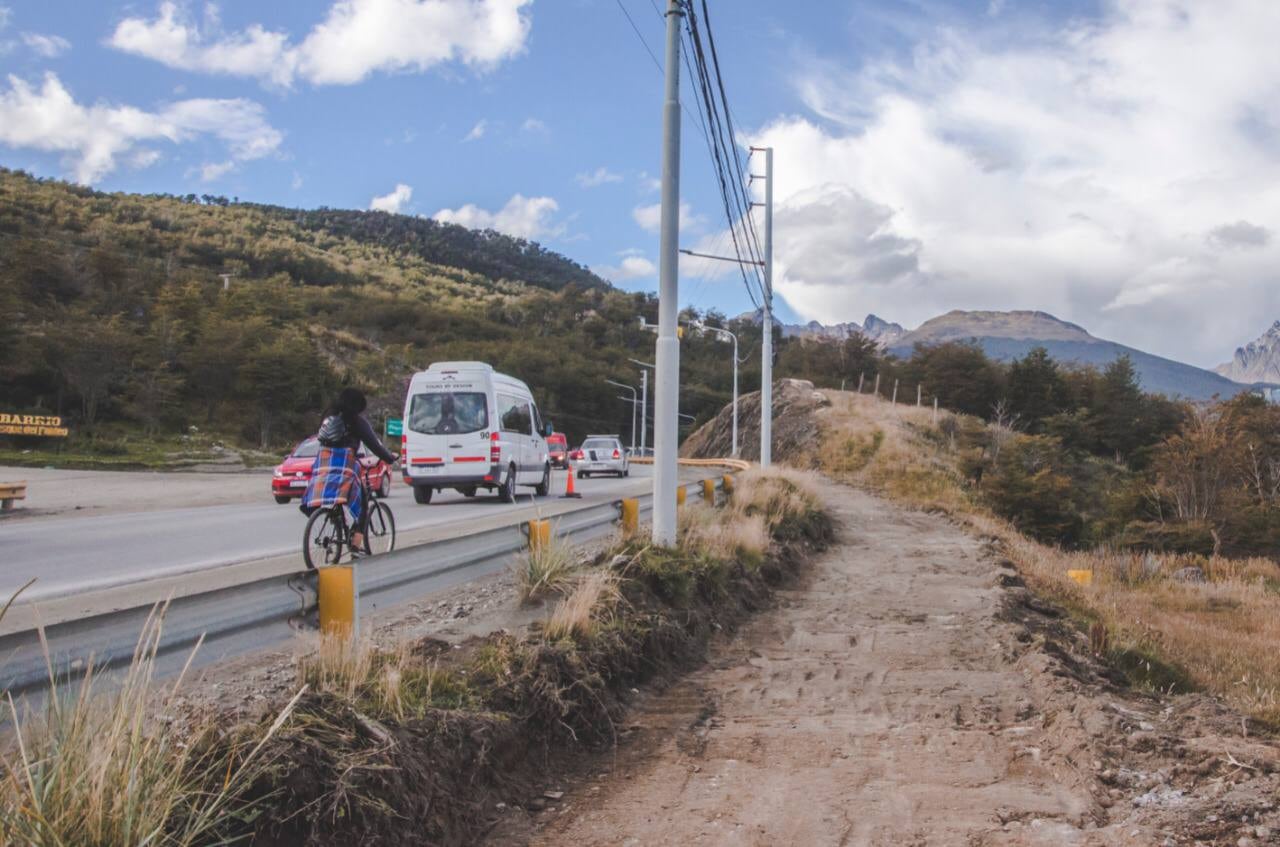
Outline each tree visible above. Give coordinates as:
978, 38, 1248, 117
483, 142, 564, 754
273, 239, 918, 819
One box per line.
51, 313, 135, 431
1006, 347, 1065, 431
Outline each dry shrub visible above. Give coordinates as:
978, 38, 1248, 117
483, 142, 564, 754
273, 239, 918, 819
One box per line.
544, 570, 623, 642
680, 505, 770, 567
515, 533, 578, 602
0, 607, 299, 847
729, 466, 823, 528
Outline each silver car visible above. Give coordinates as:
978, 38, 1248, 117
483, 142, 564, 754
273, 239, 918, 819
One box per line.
574, 435, 630, 478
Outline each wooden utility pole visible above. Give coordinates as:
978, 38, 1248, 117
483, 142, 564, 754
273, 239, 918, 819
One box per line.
857, 373, 865, 393
873, 373, 881, 398
891, 379, 899, 404
917, 384, 922, 406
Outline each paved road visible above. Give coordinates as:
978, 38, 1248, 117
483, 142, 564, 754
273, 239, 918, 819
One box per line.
0, 468, 660, 603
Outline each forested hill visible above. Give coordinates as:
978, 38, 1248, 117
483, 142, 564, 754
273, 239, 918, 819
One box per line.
0, 168, 607, 294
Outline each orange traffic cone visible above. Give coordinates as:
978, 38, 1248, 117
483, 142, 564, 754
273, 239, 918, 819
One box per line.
561, 461, 582, 498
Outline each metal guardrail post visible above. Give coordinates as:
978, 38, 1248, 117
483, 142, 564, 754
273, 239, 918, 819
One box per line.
318, 565, 357, 639
620, 499, 639, 535
528, 519, 551, 550
723, 474, 735, 496
676, 486, 686, 507
702, 478, 715, 505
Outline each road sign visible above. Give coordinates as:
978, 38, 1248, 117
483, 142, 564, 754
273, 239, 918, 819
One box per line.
385, 418, 403, 438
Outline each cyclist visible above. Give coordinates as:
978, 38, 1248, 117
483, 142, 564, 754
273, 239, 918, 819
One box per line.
302, 388, 398, 554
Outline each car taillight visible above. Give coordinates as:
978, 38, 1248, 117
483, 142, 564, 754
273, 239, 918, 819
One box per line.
612, 449, 621, 459
401, 434, 407, 462
490, 431, 501, 464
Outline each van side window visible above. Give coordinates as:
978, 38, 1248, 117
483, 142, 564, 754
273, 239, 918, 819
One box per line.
498, 393, 532, 434
531, 404, 544, 437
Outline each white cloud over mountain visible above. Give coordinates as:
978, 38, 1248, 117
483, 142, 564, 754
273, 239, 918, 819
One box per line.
433, 193, 561, 239
370, 182, 413, 213
108, 0, 532, 88
0, 72, 281, 183
753, 0, 1280, 366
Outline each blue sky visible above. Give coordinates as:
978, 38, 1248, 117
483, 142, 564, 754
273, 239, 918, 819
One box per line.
4, 1, 1280, 367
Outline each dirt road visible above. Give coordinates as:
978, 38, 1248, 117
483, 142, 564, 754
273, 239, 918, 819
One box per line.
512, 480, 1280, 845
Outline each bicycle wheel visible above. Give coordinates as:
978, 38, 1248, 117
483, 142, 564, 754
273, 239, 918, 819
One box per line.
303, 507, 347, 569
365, 500, 396, 555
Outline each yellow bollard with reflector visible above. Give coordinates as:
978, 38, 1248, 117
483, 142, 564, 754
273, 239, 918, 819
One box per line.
1067, 569, 1093, 587
528, 519, 551, 550
318, 565, 357, 639
723, 474, 735, 496
621, 498, 639, 535
676, 486, 686, 507
702, 478, 715, 505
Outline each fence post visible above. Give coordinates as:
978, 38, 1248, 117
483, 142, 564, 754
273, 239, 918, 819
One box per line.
933, 396, 939, 425
873, 373, 881, 398
891, 379, 899, 405
857, 373, 865, 394
318, 565, 357, 640
620, 498, 639, 535
917, 384, 922, 407
528, 519, 551, 550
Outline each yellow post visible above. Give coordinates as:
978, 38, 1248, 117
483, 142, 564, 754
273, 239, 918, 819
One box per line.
676, 486, 686, 507
702, 478, 715, 505
318, 565, 357, 638
723, 474, 735, 496
620, 498, 639, 534
528, 519, 551, 550
1067, 569, 1093, 587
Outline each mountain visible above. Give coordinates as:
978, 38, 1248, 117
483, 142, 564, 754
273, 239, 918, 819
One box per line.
737, 310, 905, 347
888, 310, 1256, 401
1216, 321, 1280, 384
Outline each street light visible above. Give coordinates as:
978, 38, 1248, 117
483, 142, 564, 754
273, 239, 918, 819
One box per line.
605, 378, 638, 453
691, 322, 745, 457
629, 358, 654, 456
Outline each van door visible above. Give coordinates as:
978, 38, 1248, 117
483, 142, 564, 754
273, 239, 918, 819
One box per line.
407, 385, 491, 479
497, 392, 530, 483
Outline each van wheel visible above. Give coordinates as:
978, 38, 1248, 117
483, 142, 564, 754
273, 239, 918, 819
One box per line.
534, 464, 550, 497
413, 486, 432, 505
499, 466, 517, 503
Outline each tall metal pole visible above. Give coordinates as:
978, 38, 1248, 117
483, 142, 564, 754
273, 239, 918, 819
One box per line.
639, 368, 648, 453
652, 0, 683, 545
731, 332, 739, 457
759, 146, 774, 468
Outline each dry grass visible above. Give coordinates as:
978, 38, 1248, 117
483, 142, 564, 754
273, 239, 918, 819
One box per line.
514, 532, 578, 602
818, 389, 1280, 724
679, 504, 770, 567
0, 607, 300, 846
544, 570, 624, 642
727, 465, 825, 529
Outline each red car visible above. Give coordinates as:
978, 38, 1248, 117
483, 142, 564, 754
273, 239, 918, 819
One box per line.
547, 432, 569, 468
271, 436, 393, 504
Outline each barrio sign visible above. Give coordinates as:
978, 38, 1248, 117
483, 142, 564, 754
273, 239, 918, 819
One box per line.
0, 413, 69, 437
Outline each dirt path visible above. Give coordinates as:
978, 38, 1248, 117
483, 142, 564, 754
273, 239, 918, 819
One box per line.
510, 480, 1280, 846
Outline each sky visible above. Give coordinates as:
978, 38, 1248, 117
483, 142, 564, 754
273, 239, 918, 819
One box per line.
1, 0, 1278, 368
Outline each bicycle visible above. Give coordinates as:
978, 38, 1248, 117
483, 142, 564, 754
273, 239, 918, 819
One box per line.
302, 464, 396, 569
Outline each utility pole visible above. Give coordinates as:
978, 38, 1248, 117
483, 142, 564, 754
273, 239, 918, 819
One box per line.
652, 0, 683, 545
605, 379, 638, 453
630, 359, 652, 454
757, 147, 774, 468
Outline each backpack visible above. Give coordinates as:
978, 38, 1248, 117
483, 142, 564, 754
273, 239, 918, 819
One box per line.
317, 414, 349, 447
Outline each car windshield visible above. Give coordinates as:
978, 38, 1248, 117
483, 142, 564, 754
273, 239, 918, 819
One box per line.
409, 391, 488, 435
582, 439, 617, 451
548, 435, 566, 447
291, 438, 320, 458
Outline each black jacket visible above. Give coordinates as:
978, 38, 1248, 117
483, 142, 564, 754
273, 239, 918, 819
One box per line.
330, 414, 397, 464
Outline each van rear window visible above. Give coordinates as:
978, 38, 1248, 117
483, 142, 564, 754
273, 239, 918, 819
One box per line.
409, 392, 488, 435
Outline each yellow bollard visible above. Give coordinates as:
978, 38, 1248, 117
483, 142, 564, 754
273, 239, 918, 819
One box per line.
1066, 569, 1093, 587
702, 478, 715, 505
528, 519, 551, 551
676, 486, 686, 507
318, 565, 357, 638
620, 498, 639, 535
723, 474, 735, 496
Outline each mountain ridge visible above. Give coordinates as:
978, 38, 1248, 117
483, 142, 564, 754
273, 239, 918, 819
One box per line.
1216, 321, 1280, 384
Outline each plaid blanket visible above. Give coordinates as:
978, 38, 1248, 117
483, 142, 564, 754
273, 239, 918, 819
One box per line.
304, 447, 357, 509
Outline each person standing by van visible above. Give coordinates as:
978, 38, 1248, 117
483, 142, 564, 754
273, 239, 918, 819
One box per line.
303, 388, 399, 553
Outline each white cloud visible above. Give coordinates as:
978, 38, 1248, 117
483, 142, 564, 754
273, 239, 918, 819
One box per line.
632, 201, 703, 234
433, 193, 561, 239
192, 159, 235, 182
576, 166, 623, 188
22, 32, 70, 58
108, 0, 532, 88
462, 119, 486, 142
0, 72, 282, 183
0, 7, 11, 31
753, 0, 1280, 366
592, 251, 656, 282
520, 117, 547, 135
370, 182, 413, 213
291, 170, 304, 190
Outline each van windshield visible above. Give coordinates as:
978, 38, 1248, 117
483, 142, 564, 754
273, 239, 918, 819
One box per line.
409, 392, 488, 435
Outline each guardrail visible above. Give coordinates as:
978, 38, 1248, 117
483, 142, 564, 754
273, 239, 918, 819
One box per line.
0, 480, 27, 511
629, 456, 752, 472
0, 476, 729, 698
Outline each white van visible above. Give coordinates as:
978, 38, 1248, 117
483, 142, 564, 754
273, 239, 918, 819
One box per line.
400, 362, 553, 504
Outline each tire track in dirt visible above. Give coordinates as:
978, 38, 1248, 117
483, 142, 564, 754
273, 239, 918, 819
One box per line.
507, 478, 1280, 846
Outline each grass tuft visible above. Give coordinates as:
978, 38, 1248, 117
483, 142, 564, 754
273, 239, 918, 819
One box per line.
544, 570, 624, 642
514, 532, 578, 603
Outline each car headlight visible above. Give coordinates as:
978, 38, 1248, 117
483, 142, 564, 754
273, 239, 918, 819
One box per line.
273, 470, 284, 478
